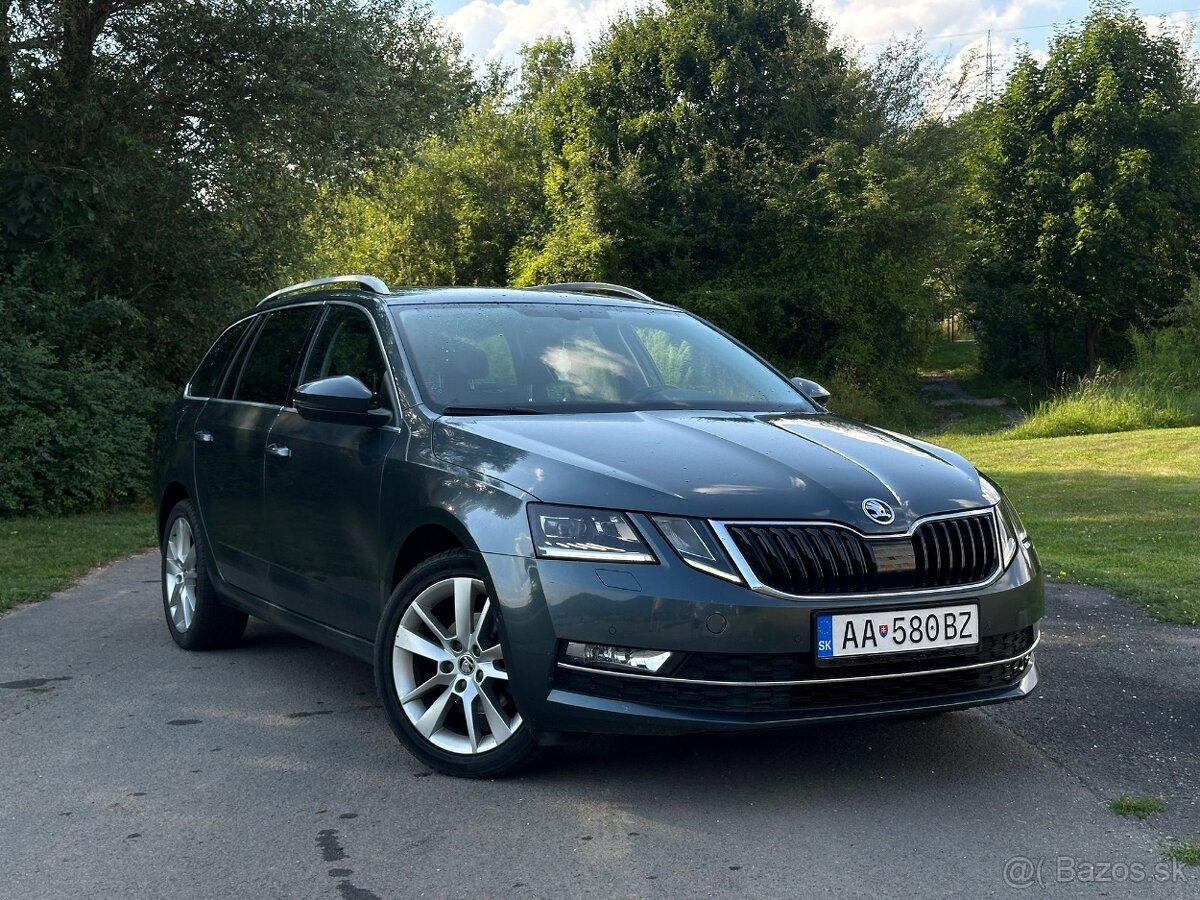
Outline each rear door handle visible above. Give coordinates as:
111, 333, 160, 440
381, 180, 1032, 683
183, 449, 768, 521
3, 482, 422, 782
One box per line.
265, 443, 291, 458
194, 430, 214, 443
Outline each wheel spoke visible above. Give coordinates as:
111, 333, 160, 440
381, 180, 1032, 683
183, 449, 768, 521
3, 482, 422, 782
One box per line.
471, 597, 492, 645
477, 643, 503, 663
182, 542, 196, 571
478, 661, 507, 682
462, 688, 480, 753
400, 672, 450, 704
452, 578, 474, 646
181, 587, 194, 629
394, 625, 451, 662
414, 687, 453, 738
170, 521, 185, 564
412, 603, 452, 646
168, 581, 182, 623
165, 557, 181, 578
477, 686, 512, 742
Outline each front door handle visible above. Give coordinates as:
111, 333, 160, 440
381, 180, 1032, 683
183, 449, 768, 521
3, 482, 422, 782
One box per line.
194, 430, 214, 443
265, 443, 291, 458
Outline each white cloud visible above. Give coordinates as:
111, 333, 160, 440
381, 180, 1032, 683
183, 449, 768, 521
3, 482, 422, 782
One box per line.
438, 0, 1085, 73
442, 0, 656, 62
1142, 10, 1198, 47
813, 0, 1067, 52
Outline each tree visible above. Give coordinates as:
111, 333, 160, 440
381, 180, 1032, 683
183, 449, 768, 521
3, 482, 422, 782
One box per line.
963, 6, 1200, 380
1, 0, 477, 385
306, 98, 547, 286
0, 1, 477, 513
512, 0, 961, 386
307, 37, 576, 287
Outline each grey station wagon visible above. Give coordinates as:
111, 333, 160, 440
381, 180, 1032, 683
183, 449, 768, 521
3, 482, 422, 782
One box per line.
154, 276, 1044, 777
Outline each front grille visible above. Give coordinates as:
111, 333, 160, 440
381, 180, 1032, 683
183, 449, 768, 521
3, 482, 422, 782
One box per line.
555, 654, 1032, 714
724, 511, 999, 596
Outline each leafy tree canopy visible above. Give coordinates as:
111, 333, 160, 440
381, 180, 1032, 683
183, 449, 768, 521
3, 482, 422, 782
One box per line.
964, 3, 1200, 380
1, 0, 477, 385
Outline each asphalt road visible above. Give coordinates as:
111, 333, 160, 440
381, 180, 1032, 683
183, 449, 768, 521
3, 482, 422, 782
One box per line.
1, 554, 1197, 899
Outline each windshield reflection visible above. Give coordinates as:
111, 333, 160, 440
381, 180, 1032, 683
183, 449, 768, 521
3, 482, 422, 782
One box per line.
390, 301, 817, 415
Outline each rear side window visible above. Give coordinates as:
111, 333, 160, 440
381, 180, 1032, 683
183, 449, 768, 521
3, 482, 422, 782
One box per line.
233, 307, 317, 406
300, 306, 392, 410
187, 319, 251, 398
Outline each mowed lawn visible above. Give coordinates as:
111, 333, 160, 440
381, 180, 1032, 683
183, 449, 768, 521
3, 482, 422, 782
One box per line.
0, 508, 156, 614
936, 427, 1200, 626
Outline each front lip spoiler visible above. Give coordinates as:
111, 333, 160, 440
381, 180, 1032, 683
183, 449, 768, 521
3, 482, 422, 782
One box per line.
555, 631, 1040, 688
542, 659, 1040, 736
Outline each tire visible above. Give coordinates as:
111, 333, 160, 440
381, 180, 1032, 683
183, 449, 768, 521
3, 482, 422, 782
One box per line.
375, 549, 538, 778
161, 499, 248, 650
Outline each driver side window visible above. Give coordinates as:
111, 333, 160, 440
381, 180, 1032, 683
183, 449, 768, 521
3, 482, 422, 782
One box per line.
301, 306, 392, 411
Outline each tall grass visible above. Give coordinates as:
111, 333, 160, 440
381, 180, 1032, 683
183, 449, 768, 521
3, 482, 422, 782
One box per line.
1008, 328, 1200, 439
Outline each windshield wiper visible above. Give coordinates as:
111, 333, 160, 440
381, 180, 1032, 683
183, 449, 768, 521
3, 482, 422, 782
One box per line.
439, 406, 545, 416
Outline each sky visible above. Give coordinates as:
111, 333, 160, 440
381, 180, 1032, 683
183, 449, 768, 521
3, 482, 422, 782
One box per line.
431, 1, 1200, 88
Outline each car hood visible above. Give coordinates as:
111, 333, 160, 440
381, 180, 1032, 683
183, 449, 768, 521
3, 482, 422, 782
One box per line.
432, 410, 988, 531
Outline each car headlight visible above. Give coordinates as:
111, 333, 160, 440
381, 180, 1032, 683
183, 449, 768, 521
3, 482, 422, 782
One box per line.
650, 516, 743, 584
980, 474, 1030, 568
528, 504, 656, 563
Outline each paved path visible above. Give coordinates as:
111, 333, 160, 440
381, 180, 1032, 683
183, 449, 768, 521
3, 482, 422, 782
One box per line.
919, 372, 1025, 427
1, 554, 1197, 899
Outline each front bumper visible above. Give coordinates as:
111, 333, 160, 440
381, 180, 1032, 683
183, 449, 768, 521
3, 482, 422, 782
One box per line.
480, 526, 1044, 737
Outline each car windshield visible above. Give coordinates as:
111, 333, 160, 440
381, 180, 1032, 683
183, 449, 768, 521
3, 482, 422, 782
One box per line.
390, 302, 817, 414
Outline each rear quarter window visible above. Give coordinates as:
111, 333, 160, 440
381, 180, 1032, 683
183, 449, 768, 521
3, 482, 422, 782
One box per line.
187, 319, 251, 398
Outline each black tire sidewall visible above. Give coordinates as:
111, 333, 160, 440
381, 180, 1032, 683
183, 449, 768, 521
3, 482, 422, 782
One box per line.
160, 499, 246, 650
374, 549, 537, 778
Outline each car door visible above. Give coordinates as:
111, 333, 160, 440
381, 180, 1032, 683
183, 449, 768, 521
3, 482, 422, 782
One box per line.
192, 305, 318, 599
262, 303, 401, 637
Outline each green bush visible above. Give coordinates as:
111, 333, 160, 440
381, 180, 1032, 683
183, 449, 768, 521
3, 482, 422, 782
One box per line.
0, 340, 166, 516
824, 378, 936, 434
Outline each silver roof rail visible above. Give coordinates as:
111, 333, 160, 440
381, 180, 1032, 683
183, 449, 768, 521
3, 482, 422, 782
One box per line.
257, 274, 390, 306
526, 281, 661, 305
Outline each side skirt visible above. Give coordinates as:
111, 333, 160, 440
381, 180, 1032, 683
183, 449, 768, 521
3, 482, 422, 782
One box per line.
215, 580, 376, 664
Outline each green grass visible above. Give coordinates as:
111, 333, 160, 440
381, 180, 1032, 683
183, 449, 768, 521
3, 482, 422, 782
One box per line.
1004, 328, 1200, 439
926, 402, 1014, 436
1165, 841, 1200, 866
1010, 372, 1197, 440
922, 338, 979, 375
935, 427, 1200, 626
1109, 794, 1167, 819
0, 508, 156, 614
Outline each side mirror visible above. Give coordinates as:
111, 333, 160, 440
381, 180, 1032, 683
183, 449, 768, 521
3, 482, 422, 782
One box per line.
790, 376, 831, 404
294, 375, 390, 427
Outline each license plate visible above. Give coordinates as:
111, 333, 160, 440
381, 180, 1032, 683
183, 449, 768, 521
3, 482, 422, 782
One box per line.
815, 604, 978, 659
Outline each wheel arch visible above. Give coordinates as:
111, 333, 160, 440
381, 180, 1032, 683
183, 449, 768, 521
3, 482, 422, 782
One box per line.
158, 481, 190, 540
389, 512, 481, 592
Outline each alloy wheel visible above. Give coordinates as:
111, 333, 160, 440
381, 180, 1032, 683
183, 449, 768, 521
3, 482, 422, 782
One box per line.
164, 516, 199, 633
391, 576, 521, 755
